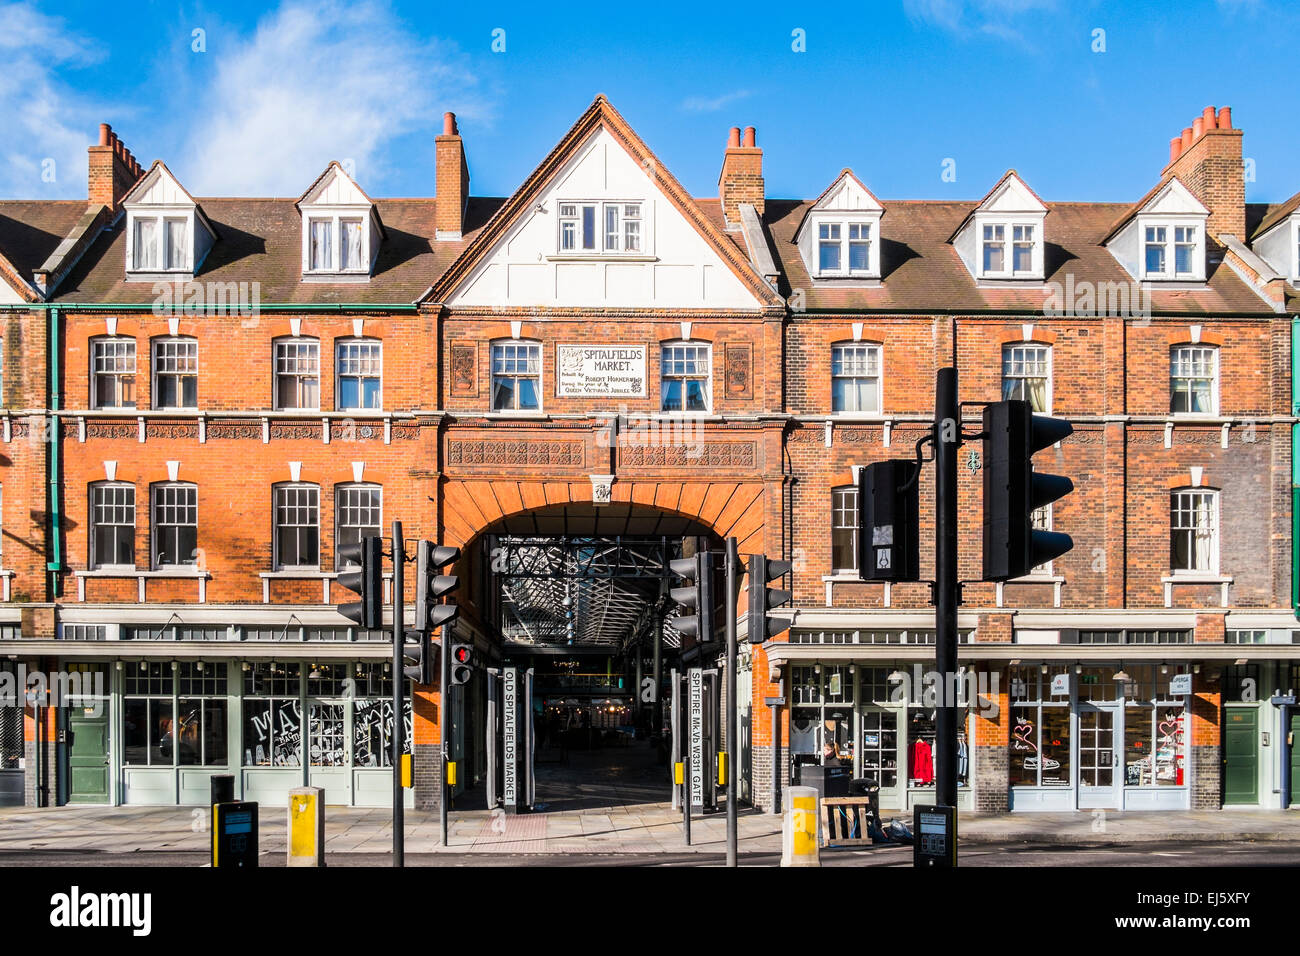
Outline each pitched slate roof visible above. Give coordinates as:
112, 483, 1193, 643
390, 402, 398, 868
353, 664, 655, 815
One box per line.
0, 201, 91, 289
762, 198, 1274, 314
1249, 193, 1300, 241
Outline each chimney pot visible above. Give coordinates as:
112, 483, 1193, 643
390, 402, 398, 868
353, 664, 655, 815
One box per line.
443, 111, 457, 136
1217, 106, 1232, 129
1192, 116, 1205, 139
1169, 137, 1183, 164
727, 127, 741, 148
1181, 127, 1194, 150
1202, 105, 1217, 129
99, 123, 111, 146
742, 126, 756, 148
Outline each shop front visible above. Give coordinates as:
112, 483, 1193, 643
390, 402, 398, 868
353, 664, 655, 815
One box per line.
789, 661, 975, 811
1008, 664, 1189, 811
0, 661, 22, 806
66, 658, 412, 808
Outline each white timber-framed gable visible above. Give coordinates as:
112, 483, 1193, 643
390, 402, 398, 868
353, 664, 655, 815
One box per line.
443, 125, 765, 310
1250, 210, 1300, 286
951, 171, 1047, 283
296, 161, 385, 282
1106, 178, 1209, 283
796, 169, 884, 281
122, 162, 217, 282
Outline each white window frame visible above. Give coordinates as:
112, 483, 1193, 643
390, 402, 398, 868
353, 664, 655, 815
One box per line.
334, 483, 383, 570
811, 216, 880, 278
831, 343, 882, 414
1027, 505, 1054, 577
489, 339, 543, 413
1170, 489, 1219, 575
334, 338, 383, 411
978, 218, 1041, 279
1138, 217, 1205, 281
152, 336, 199, 410
1169, 345, 1219, 416
302, 213, 370, 275
831, 485, 859, 574
555, 200, 647, 256
90, 481, 137, 571
273, 337, 321, 411
1001, 342, 1052, 414
273, 483, 321, 571
127, 211, 194, 274
660, 341, 713, 413
151, 482, 198, 569
91, 336, 138, 410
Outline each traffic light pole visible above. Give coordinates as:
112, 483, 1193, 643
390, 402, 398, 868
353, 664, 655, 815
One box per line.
934, 368, 960, 858
725, 537, 739, 869
391, 520, 405, 868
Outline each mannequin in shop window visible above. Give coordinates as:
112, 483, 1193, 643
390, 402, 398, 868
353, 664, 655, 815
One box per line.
823, 741, 843, 767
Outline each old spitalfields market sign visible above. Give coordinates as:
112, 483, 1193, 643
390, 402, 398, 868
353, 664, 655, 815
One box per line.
556, 345, 647, 397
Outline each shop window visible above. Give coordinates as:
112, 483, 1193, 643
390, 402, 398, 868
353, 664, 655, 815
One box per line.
906, 708, 969, 789
175, 662, 227, 766
242, 662, 302, 767
122, 662, 175, 767
0, 664, 20, 770
859, 710, 898, 789
1221, 665, 1259, 703
352, 662, 411, 768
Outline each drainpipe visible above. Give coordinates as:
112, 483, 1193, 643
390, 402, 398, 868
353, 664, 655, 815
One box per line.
47, 305, 63, 597
1293, 320, 1299, 615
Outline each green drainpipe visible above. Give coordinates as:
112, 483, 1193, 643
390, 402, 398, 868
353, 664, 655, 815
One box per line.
47, 305, 63, 597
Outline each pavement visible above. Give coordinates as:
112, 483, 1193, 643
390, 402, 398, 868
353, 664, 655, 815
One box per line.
2, 744, 1300, 859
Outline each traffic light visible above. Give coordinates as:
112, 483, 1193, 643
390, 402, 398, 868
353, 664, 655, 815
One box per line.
449, 643, 474, 685
337, 535, 383, 629
414, 540, 460, 633
746, 554, 792, 643
403, 631, 438, 685
856, 460, 921, 582
982, 399, 1074, 580
669, 550, 715, 643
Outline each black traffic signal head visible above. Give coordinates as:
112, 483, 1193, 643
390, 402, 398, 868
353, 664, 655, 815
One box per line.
857, 460, 921, 582
746, 554, 792, 643
403, 631, 437, 685
337, 535, 383, 629
414, 540, 461, 633
450, 643, 474, 685
982, 400, 1074, 580
669, 551, 715, 642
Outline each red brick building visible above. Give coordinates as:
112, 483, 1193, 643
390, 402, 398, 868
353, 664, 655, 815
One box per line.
0, 98, 1297, 815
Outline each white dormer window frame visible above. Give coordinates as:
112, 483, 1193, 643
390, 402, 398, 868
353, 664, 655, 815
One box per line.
812, 216, 880, 278
554, 200, 651, 257
126, 208, 196, 275
1139, 216, 1204, 281
976, 214, 1043, 280
302, 211, 370, 275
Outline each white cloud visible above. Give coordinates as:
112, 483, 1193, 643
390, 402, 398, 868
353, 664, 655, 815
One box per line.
903, 0, 1055, 39
0, 2, 105, 198
178, 0, 482, 195
681, 90, 751, 113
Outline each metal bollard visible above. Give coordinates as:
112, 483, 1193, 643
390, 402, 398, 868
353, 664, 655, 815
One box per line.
781, 785, 820, 867
288, 787, 325, 867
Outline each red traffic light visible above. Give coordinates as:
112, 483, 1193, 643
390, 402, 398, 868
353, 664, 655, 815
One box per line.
453, 645, 471, 664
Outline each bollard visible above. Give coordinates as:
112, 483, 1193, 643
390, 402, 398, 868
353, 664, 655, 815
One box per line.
781, 785, 820, 867
288, 787, 325, 867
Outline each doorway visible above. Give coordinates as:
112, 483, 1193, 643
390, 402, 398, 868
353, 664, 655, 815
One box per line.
1222, 706, 1259, 805
67, 703, 111, 804
1077, 705, 1119, 809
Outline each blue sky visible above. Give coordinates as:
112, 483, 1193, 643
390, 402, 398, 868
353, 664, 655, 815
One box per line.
2, 0, 1297, 205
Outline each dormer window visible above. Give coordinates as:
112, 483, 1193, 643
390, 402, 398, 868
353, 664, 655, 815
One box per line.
296, 162, 384, 280
121, 162, 215, 280
1143, 224, 1199, 279
796, 170, 885, 280
557, 202, 644, 255
950, 172, 1047, 283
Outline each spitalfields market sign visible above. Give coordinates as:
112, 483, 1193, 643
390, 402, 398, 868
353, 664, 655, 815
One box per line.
0, 666, 106, 713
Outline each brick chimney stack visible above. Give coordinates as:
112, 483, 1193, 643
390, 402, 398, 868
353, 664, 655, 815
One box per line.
88, 123, 144, 214
718, 125, 764, 228
435, 111, 469, 241
1163, 105, 1244, 242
